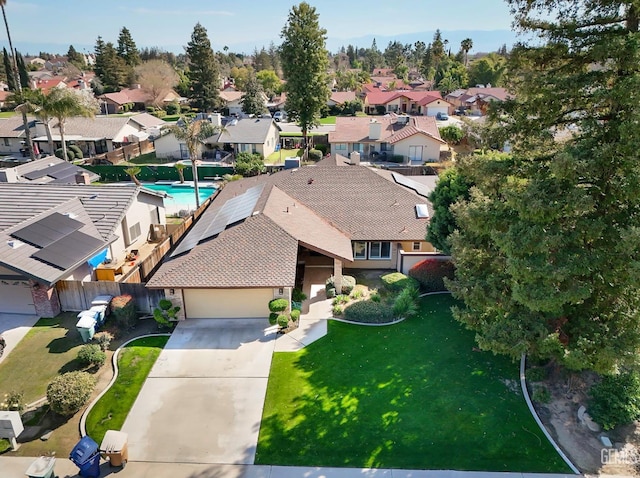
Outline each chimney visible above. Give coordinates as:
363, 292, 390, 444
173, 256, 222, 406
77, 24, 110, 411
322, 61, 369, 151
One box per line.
350, 151, 360, 165
369, 119, 381, 140
75, 171, 90, 184
210, 112, 222, 127
0, 167, 18, 183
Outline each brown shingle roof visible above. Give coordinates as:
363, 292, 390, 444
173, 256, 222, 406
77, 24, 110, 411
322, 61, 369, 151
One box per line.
329, 116, 444, 145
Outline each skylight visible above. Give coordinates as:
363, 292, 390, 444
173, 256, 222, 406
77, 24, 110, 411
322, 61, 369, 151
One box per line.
415, 204, 429, 218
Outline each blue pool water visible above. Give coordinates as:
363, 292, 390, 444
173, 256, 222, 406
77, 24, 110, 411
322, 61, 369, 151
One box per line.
143, 183, 217, 214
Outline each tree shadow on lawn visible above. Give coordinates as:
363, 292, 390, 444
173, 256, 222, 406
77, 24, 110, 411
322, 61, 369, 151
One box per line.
46, 314, 84, 354
256, 295, 570, 473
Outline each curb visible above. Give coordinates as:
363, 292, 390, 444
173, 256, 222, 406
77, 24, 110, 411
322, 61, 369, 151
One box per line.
520, 354, 581, 474
79, 333, 171, 438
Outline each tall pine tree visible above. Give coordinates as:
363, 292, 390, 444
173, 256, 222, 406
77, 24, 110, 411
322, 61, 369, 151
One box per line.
3, 47, 15, 91
185, 23, 220, 112
16, 52, 28, 89
280, 2, 330, 149
116, 27, 140, 67
240, 71, 267, 116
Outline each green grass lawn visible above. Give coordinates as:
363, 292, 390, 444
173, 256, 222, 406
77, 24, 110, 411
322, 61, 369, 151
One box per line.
85, 335, 169, 444
266, 148, 301, 164
0, 111, 15, 118
0, 314, 85, 404
319, 116, 336, 125
256, 294, 570, 472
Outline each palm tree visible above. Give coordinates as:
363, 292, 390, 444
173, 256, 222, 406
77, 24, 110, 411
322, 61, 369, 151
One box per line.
124, 166, 141, 186
12, 88, 55, 155
461, 38, 473, 67
168, 118, 222, 208
0, 0, 34, 161
174, 162, 186, 183
46, 88, 98, 161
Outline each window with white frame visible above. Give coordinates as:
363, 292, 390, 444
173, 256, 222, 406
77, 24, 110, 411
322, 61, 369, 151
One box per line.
335, 143, 347, 151
353, 241, 367, 259
369, 241, 391, 259
412, 242, 421, 251
127, 222, 142, 245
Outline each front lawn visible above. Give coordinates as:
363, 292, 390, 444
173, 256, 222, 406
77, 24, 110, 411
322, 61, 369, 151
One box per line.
266, 148, 301, 164
256, 294, 570, 472
0, 314, 85, 404
319, 116, 336, 125
85, 335, 168, 444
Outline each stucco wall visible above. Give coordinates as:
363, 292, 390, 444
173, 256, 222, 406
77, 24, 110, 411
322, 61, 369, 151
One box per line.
394, 136, 442, 163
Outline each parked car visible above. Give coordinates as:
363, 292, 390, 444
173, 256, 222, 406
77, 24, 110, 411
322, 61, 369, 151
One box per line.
436, 112, 449, 121
273, 111, 287, 122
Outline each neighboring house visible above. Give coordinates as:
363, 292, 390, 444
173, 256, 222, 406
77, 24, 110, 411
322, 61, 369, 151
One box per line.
146, 157, 436, 319
220, 90, 269, 116
327, 91, 357, 109
267, 92, 287, 113
0, 156, 99, 184
0, 116, 37, 157
0, 90, 12, 110
0, 183, 166, 316
328, 115, 446, 164
445, 87, 512, 115
27, 57, 46, 67
99, 87, 181, 114
364, 90, 450, 116
154, 117, 281, 160
30, 78, 67, 94
128, 112, 167, 140
32, 114, 155, 156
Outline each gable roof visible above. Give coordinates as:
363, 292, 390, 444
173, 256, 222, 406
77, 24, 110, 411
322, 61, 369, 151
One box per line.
100, 87, 153, 105
329, 91, 357, 105
0, 116, 35, 138
465, 87, 511, 102
1, 156, 99, 184
128, 112, 166, 130
219, 91, 244, 103
365, 90, 442, 106
328, 115, 445, 145
208, 118, 278, 145
44, 116, 132, 141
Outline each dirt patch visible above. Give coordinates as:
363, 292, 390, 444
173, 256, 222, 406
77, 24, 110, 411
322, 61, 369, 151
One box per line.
531, 366, 640, 476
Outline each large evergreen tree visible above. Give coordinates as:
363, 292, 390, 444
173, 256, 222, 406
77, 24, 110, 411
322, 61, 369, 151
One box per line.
241, 71, 267, 116
449, 1, 640, 373
16, 51, 27, 88
280, 2, 330, 149
94, 38, 129, 92
116, 26, 140, 67
3, 47, 14, 91
185, 23, 220, 112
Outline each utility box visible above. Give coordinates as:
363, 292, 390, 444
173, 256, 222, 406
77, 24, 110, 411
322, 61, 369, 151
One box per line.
0, 410, 24, 450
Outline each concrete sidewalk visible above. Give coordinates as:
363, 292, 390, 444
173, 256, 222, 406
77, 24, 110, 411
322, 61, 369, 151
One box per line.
0, 456, 583, 478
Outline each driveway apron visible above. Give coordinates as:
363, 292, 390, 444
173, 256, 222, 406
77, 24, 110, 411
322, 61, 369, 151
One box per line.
122, 318, 277, 464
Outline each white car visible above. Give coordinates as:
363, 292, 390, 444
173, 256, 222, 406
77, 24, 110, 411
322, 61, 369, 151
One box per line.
273, 111, 287, 122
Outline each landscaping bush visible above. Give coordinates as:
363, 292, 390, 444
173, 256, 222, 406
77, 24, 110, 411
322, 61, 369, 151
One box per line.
370, 292, 381, 303
343, 300, 393, 324
46, 371, 96, 416
55, 147, 75, 160
308, 149, 322, 161
291, 301, 302, 311
269, 298, 288, 313
235, 152, 265, 177
314, 143, 328, 155
93, 332, 113, 351
290, 309, 300, 321
381, 272, 419, 293
589, 371, 640, 430
527, 366, 548, 382
1, 390, 24, 411
269, 312, 278, 326
439, 125, 465, 145
152, 109, 167, 118
532, 386, 551, 404
350, 289, 364, 300
375, 105, 386, 115
166, 101, 180, 115
277, 314, 289, 328
111, 294, 137, 330
408, 258, 455, 292
153, 298, 180, 328
180, 104, 192, 113
390, 154, 405, 163
326, 275, 356, 295
332, 295, 349, 305
292, 288, 307, 302
68, 144, 83, 159
77, 344, 106, 368
332, 305, 343, 316
326, 287, 336, 298
146, 106, 156, 113
392, 286, 420, 319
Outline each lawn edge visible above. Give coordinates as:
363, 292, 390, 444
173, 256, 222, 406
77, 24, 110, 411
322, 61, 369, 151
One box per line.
79, 333, 171, 438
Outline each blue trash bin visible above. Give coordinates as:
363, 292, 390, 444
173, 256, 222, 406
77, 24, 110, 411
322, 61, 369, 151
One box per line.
70, 435, 101, 477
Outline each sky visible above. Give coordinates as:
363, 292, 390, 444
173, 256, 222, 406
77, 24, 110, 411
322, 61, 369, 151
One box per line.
2, 0, 516, 55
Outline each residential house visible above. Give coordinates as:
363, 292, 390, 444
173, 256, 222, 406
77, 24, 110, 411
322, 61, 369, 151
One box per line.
27, 57, 46, 67
30, 78, 67, 94
154, 117, 280, 160
445, 86, 512, 115
146, 158, 436, 319
0, 116, 37, 157
0, 183, 166, 316
99, 87, 181, 114
364, 90, 451, 116
0, 91, 12, 110
327, 91, 357, 109
329, 115, 446, 163
0, 156, 99, 184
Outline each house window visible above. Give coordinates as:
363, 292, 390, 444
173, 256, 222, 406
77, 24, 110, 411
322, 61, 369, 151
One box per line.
179, 143, 189, 160
412, 242, 421, 251
3, 138, 9, 147
128, 222, 142, 245
369, 241, 391, 260
335, 143, 347, 151
353, 241, 367, 260
352, 143, 364, 153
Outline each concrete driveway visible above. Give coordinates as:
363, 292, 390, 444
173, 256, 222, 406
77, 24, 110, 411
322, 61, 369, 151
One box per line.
122, 318, 277, 464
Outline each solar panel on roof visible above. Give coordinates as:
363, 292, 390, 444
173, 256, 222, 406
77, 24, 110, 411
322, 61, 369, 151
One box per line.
11, 212, 83, 248
200, 207, 232, 242
170, 213, 216, 257
49, 164, 77, 179
23, 169, 49, 180
32, 230, 105, 270
392, 172, 431, 199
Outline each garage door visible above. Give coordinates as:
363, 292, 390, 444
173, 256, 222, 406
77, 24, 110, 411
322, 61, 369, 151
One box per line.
183, 288, 275, 318
428, 106, 448, 117
0, 281, 36, 314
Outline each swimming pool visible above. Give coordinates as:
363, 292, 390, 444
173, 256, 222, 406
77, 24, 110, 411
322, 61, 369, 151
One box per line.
143, 182, 218, 215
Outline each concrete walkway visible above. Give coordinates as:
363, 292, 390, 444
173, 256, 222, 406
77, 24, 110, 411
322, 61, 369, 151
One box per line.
0, 456, 584, 478
121, 318, 277, 464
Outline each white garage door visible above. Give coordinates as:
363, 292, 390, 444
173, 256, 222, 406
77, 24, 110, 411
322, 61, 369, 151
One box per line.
0, 281, 36, 314
427, 106, 448, 117
183, 288, 275, 318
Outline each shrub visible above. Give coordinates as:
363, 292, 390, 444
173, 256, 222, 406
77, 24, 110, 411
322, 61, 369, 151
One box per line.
390, 154, 404, 163
326, 275, 356, 295
153, 298, 180, 328
375, 105, 386, 115
269, 298, 288, 313
277, 314, 289, 328
350, 289, 364, 300
166, 101, 180, 115
392, 285, 420, 319
93, 331, 113, 351
292, 288, 307, 302
590, 371, 640, 430
332, 295, 349, 305
268, 312, 278, 325
146, 106, 156, 113
332, 305, 343, 316
291, 301, 302, 311
152, 109, 167, 118
527, 366, 548, 382
111, 294, 137, 330
235, 151, 264, 177
344, 300, 393, 324
46, 372, 96, 416
55, 147, 75, 160
370, 292, 381, 303
381, 272, 419, 293
532, 387, 551, 404
326, 287, 336, 298
68, 144, 83, 159
77, 344, 106, 368
314, 144, 328, 155
408, 258, 455, 292
290, 309, 300, 322
308, 149, 322, 161
180, 104, 192, 113
1, 390, 24, 411
439, 125, 465, 145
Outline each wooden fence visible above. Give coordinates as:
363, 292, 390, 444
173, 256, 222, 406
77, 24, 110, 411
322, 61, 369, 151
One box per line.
92, 140, 155, 165
56, 281, 164, 313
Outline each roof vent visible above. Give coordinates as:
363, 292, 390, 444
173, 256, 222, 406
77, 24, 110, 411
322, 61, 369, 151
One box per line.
416, 204, 429, 218
7, 239, 24, 249
64, 212, 78, 219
